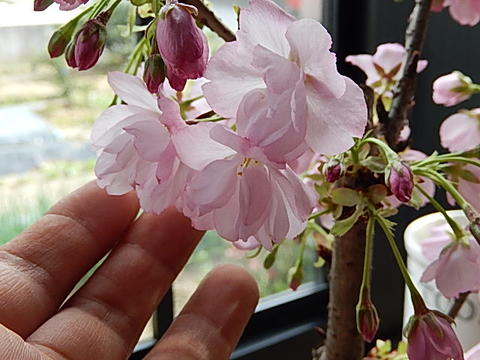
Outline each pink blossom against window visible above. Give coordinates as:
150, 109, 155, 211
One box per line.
432, 71, 472, 107
203, 0, 367, 156
421, 237, 480, 298
346, 43, 428, 97
440, 109, 480, 152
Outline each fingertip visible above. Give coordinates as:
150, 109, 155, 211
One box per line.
204, 264, 260, 308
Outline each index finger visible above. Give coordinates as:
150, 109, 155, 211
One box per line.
0, 181, 139, 337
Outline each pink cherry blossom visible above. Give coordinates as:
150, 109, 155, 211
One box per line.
91, 72, 227, 214
346, 43, 427, 97
458, 164, 480, 211
440, 109, 480, 152
406, 311, 464, 360
421, 223, 453, 261
433, 71, 472, 107
203, 0, 367, 156
53, 0, 88, 10
446, 0, 480, 26
157, 1, 208, 91
421, 237, 480, 298
181, 88, 314, 250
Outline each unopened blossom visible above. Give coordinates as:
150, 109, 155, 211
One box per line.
433, 71, 472, 106
431, 0, 446, 12
203, 0, 367, 155
91, 72, 226, 213
73, 17, 107, 71
182, 87, 314, 250
157, 1, 208, 91
440, 109, 480, 152
53, 0, 88, 10
323, 158, 345, 183
143, 54, 166, 94
356, 295, 380, 342
34, 0, 53, 11
387, 149, 435, 208
421, 237, 480, 298
406, 311, 464, 360
48, 28, 71, 58
387, 161, 414, 203
346, 43, 427, 97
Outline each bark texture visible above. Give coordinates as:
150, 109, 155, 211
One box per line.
322, 220, 367, 360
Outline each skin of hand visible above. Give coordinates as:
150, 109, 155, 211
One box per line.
0, 181, 259, 360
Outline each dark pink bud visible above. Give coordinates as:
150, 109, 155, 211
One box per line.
323, 159, 345, 183
48, 28, 71, 58
406, 311, 464, 360
143, 55, 166, 93
356, 297, 380, 342
34, 0, 53, 11
54, 0, 89, 11
65, 41, 77, 68
74, 18, 107, 71
388, 162, 413, 202
157, 2, 208, 91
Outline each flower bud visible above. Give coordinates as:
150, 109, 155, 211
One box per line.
74, 17, 107, 71
65, 41, 77, 68
53, 0, 89, 11
157, 2, 208, 91
433, 71, 473, 107
143, 54, 166, 94
34, 0, 53, 11
288, 265, 304, 291
387, 162, 413, 203
356, 297, 380, 342
323, 158, 345, 183
48, 28, 71, 58
405, 311, 464, 360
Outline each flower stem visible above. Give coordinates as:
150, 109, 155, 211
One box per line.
374, 212, 427, 314
415, 184, 464, 240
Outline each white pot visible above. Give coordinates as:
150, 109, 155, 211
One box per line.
403, 210, 480, 351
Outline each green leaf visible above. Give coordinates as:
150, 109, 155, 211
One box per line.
361, 156, 387, 173
331, 205, 364, 237
331, 187, 361, 207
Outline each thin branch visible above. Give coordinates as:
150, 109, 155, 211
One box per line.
384, 0, 432, 148
448, 292, 469, 319
183, 0, 236, 42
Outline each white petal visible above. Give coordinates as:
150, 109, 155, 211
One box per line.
108, 71, 158, 112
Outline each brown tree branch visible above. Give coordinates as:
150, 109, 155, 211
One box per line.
384, 0, 432, 148
321, 220, 367, 360
183, 0, 236, 42
448, 292, 469, 319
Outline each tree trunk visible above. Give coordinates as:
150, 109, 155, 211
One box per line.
322, 220, 367, 360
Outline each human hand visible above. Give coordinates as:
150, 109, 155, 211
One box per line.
0, 182, 259, 359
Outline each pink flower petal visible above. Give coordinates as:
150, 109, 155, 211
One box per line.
124, 120, 171, 162
440, 111, 480, 152
203, 42, 264, 118
285, 18, 345, 98
107, 72, 158, 111
305, 76, 367, 154
237, 0, 294, 57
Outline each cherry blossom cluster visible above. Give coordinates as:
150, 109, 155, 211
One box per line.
91, 0, 368, 251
